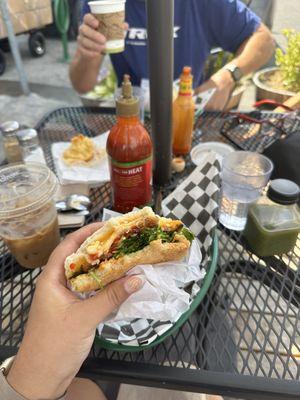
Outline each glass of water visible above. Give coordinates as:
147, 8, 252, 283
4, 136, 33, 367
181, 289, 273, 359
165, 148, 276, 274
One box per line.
219, 151, 273, 231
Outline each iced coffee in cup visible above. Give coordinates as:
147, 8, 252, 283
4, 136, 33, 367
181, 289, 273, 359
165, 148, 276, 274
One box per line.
0, 163, 60, 269
89, 0, 126, 54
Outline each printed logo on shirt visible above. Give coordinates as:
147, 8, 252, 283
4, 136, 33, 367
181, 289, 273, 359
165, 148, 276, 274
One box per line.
126, 26, 180, 46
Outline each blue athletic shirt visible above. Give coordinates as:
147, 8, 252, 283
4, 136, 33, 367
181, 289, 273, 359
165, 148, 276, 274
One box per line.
81, 0, 261, 87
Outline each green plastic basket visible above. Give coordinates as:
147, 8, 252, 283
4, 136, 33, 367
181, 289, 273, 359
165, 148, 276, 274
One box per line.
95, 233, 218, 352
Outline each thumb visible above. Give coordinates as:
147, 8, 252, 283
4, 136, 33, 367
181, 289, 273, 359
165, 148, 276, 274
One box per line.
78, 275, 145, 327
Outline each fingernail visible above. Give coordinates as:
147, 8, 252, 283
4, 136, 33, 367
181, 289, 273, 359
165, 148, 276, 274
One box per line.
124, 275, 145, 294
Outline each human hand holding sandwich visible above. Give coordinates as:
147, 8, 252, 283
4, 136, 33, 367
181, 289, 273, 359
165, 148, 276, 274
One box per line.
7, 223, 145, 400
6, 208, 193, 399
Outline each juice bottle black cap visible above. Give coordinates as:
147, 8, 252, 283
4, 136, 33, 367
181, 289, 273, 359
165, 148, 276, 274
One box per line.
267, 179, 299, 205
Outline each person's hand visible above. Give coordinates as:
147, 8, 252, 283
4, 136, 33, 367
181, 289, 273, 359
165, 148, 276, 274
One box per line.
7, 224, 145, 400
77, 14, 129, 60
77, 14, 107, 59
196, 69, 235, 111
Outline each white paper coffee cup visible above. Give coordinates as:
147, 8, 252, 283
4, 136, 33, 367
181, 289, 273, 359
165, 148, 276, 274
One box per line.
88, 0, 126, 54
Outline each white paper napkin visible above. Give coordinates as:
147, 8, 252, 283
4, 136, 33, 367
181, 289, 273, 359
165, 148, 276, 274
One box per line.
55, 184, 90, 229
104, 239, 205, 323
58, 213, 85, 229
51, 132, 110, 187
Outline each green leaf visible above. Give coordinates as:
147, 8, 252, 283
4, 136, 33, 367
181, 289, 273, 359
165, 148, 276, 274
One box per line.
181, 228, 195, 243
275, 29, 300, 92
94, 85, 109, 96
88, 270, 104, 289
112, 224, 195, 260
88, 66, 117, 99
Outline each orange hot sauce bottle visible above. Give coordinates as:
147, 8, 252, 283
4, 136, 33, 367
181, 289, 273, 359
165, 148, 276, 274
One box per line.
172, 66, 195, 155
107, 75, 153, 213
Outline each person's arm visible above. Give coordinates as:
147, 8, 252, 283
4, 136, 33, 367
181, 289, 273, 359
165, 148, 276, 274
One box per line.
3, 224, 144, 400
69, 14, 106, 94
196, 23, 275, 110
228, 23, 275, 76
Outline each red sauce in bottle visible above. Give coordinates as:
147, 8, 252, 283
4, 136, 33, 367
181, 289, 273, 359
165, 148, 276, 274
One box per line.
107, 75, 153, 213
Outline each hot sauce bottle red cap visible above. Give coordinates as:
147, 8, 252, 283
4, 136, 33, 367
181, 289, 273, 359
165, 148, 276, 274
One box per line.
178, 66, 193, 96
181, 66, 193, 83
182, 66, 192, 77
116, 75, 139, 117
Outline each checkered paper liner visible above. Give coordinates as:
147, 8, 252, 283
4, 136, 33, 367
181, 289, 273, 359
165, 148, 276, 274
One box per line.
162, 152, 221, 264
99, 319, 174, 346
97, 153, 221, 347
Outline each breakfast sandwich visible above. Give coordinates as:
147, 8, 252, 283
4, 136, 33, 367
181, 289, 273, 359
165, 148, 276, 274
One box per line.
65, 207, 194, 292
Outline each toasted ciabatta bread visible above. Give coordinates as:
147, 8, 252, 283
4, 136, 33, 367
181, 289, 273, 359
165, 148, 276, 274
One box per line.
65, 207, 194, 292
65, 207, 159, 279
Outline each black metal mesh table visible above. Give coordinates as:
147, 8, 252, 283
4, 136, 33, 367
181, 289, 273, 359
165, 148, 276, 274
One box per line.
0, 108, 299, 399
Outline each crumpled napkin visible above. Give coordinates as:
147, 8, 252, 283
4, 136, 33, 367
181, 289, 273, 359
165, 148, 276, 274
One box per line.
51, 132, 109, 186
103, 239, 205, 324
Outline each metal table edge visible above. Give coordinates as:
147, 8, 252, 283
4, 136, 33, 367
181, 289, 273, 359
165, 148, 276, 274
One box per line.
79, 358, 300, 400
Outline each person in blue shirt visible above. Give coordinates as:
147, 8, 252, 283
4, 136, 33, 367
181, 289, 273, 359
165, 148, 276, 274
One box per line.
70, 0, 274, 110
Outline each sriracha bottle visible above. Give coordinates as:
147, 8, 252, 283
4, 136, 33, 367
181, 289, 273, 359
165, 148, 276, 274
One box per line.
172, 66, 195, 155
107, 75, 153, 213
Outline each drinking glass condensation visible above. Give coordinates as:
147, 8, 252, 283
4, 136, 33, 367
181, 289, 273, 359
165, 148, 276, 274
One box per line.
219, 152, 273, 231
88, 0, 126, 54
0, 163, 60, 268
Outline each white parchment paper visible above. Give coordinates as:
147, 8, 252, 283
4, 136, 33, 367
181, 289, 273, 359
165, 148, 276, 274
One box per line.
98, 208, 205, 326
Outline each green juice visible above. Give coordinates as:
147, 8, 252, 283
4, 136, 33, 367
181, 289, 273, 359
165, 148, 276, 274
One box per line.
244, 205, 300, 257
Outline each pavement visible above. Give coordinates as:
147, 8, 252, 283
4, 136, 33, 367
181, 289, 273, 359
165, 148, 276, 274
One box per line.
0, 35, 77, 88
0, 93, 76, 127
0, 36, 81, 126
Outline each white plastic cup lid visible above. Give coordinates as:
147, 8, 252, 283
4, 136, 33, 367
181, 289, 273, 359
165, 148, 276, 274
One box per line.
89, 0, 126, 13
0, 163, 58, 219
191, 142, 234, 166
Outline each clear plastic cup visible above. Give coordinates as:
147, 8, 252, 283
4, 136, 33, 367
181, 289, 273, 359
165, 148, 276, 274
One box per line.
0, 163, 60, 268
219, 151, 273, 231
88, 0, 126, 54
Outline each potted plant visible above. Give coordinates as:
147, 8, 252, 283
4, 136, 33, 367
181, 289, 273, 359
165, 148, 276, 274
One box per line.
253, 29, 300, 103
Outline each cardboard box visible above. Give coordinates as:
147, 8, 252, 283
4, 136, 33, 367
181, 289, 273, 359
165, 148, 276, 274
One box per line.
0, 0, 53, 39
